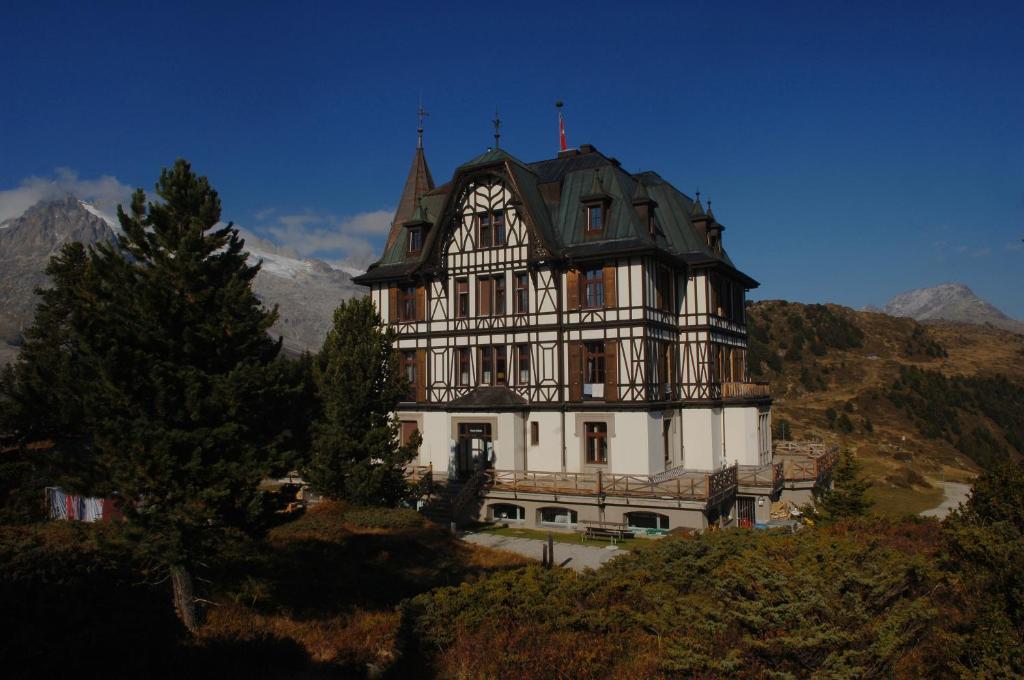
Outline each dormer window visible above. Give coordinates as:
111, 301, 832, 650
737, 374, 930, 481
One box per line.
586, 205, 603, 233
407, 227, 422, 254
477, 210, 506, 248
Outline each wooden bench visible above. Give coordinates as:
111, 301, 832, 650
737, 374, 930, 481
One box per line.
579, 519, 634, 544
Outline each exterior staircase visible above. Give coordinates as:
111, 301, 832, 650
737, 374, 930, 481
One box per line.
418, 480, 464, 526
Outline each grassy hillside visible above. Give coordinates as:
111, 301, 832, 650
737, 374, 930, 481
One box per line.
747, 300, 1024, 514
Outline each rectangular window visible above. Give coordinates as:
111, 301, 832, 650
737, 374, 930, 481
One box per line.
530, 421, 539, 446
478, 345, 506, 386
399, 286, 416, 321
458, 348, 471, 386
582, 268, 604, 309
584, 422, 608, 465
516, 344, 530, 384
584, 341, 605, 398
456, 278, 469, 318
407, 227, 422, 254
514, 272, 529, 314
400, 420, 419, 446
586, 205, 602, 232
493, 211, 506, 246
655, 266, 672, 311
402, 350, 416, 399
494, 274, 506, 315
479, 213, 491, 249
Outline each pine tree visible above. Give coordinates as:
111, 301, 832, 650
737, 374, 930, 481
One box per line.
810, 451, 872, 520
305, 296, 419, 505
7, 160, 305, 632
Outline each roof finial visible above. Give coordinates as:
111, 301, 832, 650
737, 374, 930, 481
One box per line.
417, 99, 428, 150
493, 106, 502, 149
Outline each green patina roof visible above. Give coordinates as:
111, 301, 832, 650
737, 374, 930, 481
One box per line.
356, 144, 751, 285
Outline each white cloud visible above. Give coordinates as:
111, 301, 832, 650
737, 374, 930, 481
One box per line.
252, 207, 393, 270
0, 168, 133, 223
1007, 241, 1023, 252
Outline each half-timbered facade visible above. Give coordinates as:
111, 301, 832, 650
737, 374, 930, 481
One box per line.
356, 141, 782, 530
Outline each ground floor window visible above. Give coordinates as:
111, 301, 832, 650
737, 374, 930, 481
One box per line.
489, 504, 525, 522
539, 507, 577, 526
625, 512, 670, 530
584, 422, 608, 465
400, 420, 419, 448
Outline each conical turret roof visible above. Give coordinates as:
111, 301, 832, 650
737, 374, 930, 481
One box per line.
384, 146, 435, 252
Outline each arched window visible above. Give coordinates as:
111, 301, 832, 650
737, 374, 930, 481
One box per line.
539, 507, 577, 526
489, 504, 524, 522
625, 512, 669, 531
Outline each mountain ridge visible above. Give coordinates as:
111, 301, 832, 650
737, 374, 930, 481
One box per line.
0, 197, 363, 362
882, 282, 1024, 334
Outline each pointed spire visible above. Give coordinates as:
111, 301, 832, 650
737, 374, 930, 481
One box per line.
691, 190, 705, 217
384, 134, 436, 253
706, 197, 715, 220
417, 100, 428, 150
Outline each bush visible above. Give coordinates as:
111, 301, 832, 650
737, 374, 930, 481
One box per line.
342, 506, 424, 530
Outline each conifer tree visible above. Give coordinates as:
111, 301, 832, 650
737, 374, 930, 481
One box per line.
6, 160, 304, 632
305, 296, 419, 505
810, 450, 872, 520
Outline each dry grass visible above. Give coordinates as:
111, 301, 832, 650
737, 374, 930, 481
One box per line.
757, 303, 1024, 508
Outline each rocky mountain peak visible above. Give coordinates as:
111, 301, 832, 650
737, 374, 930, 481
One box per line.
883, 283, 1024, 334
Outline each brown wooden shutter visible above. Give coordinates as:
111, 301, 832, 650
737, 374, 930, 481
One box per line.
388, 286, 398, 322
415, 349, 427, 402
415, 285, 426, 321
566, 269, 580, 310
568, 341, 582, 401
605, 339, 619, 402
603, 264, 616, 309
479, 277, 492, 316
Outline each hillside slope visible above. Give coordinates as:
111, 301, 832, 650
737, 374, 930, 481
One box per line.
747, 300, 1024, 513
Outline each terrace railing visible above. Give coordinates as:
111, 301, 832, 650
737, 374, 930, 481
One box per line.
738, 461, 785, 494
722, 381, 771, 399
774, 442, 840, 484
484, 464, 739, 505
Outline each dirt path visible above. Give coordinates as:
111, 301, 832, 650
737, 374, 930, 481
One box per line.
920, 481, 972, 519
461, 532, 625, 572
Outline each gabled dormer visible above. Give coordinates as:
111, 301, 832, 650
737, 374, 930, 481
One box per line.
403, 197, 431, 255
631, 178, 658, 238
580, 168, 612, 238
706, 202, 725, 254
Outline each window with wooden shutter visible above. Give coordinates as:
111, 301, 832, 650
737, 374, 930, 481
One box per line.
568, 341, 582, 401
603, 264, 616, 309
566, 269, 580, 310
530, 421, 539, 446
415, 285, 426, 321
415, 349, 427, 401
478, 277, 492, 316
388, 286, 398, 322
605, 339, 619, 402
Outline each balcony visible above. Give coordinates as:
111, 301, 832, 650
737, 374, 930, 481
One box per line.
722, 381, 771, 399
737, 461, 784, 495
483, 465, 738, 506
774, 441, 840, 485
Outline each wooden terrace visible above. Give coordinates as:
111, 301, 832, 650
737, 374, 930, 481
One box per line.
482, 465, 739, 506
737, 461, 784, 495
774, 442, 840, 485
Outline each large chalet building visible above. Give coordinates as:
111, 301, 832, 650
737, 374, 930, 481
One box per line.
354, 131, 832, 531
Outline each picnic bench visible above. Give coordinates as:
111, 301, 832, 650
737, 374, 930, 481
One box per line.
579, 519, 634, 544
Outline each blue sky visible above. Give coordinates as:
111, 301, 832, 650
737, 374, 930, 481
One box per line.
2, 1, 1022, 316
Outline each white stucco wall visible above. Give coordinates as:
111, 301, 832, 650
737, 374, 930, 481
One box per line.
723, 406, 761, 466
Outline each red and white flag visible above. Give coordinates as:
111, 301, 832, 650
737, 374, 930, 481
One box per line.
558, 111, 567, 151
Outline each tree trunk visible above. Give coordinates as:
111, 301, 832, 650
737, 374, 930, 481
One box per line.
170, 564, 202, 634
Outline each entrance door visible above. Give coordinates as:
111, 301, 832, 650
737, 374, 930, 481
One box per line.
737, 496, 756, 528
456, 423, 492, 479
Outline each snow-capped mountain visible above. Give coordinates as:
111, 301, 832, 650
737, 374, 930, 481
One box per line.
0, 197, 364, 363
883, 283, 1024, 334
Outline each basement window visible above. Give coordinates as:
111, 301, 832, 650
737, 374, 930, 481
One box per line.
490, 504, 525, 522
539, 507, 577, 526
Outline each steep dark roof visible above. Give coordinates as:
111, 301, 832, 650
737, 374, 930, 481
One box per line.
356, 144, 757, 287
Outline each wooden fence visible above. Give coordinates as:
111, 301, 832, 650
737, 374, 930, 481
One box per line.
774, 442, 840, 482
484, 465, 738, 504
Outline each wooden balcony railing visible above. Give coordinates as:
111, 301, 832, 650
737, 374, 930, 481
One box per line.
774, 442, 840, 483
737, 462, 784, 493
483, 465, 738, 504
404, 463, 434, 483
722, 381, 772, 399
